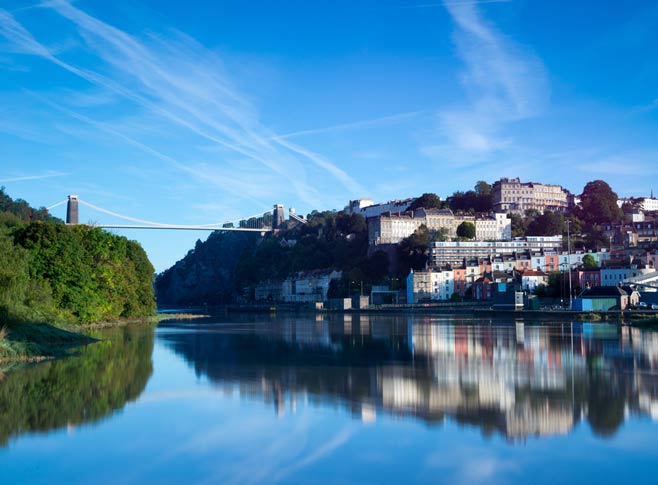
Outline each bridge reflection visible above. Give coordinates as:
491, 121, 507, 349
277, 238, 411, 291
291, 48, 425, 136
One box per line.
158, 315, 658, 441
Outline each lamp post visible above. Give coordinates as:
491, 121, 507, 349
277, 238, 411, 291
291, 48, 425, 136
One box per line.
567, 220, 573, 310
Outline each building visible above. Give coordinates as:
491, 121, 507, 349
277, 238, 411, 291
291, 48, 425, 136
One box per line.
348, 198, 415, 219
406, 268, 454, 303
472, 277, 494, 300
368, 209, 511, 246
617, 196, 658, 212
475, 212, 512, 241
493, 177, 570, 214
600, 266, 654, 286
575, 286, 631, 311
255, 269, 342, 303
431, 236, 563, 267
520, 269, 548, 292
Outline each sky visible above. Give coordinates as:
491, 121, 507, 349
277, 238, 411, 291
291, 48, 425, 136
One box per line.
1, 0, 657, 272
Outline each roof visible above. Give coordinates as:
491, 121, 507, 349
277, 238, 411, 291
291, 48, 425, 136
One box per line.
579, 286, 628, 298
521, 269, 546, 277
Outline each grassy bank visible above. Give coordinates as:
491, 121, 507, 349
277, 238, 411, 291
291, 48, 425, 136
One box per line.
0, 312, 210, 362
0, 322, 96, 362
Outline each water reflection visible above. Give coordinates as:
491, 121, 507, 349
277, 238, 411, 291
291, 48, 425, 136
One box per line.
0, 325, 154, 447
159, 315, 658, 441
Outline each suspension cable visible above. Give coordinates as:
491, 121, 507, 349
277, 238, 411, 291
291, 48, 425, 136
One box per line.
78, 199, 273, 228
46, 199, 68, 211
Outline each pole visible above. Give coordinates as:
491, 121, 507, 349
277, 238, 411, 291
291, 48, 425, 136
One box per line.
567, 225, 572, 309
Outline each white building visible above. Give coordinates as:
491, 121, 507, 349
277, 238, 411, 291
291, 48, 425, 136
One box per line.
475, 213, 512, 241
406, 269, 455, 303
431, 236, 563, 267
493, 177, 571, 214
368, 209, 511, 246
617, 197, 658, 212
520, 270, 548, 291
348, 198, 415, 219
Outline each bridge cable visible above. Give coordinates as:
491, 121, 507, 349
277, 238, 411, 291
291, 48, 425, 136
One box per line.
46, 199, 68, 211
78, 199, 273, 229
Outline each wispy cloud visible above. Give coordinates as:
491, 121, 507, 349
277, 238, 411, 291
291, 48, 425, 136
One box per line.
275, 110, 426, 139
0, 170, 68, 183
0, 1, 366, 207
423, 0, 548, 164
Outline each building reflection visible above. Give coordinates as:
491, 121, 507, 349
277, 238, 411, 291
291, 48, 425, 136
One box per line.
159, 314, 658, 441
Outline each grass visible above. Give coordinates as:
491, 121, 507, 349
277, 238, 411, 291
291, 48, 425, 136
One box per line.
0, 322, 95, 362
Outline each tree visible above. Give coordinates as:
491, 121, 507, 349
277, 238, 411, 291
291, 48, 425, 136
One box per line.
397, 225, 431, 276
577, 180, 622, 226
431, 227, 450, 242
456, 221, 475, 239
582, 254, 598, 269
408, 193, 442, 212
526, 211, 564, 236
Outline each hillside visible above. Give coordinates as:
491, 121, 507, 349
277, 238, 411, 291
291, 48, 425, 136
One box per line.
155, 210, 390, 305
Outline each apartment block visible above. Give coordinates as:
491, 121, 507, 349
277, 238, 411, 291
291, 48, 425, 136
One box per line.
493, 177, 570, 214
430, 236, 563, 267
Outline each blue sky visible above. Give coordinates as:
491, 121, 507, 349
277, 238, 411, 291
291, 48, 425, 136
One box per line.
1, 0, 657, 272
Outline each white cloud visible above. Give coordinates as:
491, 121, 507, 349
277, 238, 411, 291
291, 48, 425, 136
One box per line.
424, 0, 549, 165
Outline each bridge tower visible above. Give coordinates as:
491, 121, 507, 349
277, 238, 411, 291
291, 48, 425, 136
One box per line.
273, 204, 285, 229
66, 195, 79, 224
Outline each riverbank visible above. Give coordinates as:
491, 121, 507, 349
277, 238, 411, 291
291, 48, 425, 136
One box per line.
0, 312, 211, 363
0, 322, 96, 363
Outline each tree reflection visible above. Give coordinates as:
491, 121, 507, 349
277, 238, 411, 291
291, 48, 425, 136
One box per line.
0, 325, 154, 446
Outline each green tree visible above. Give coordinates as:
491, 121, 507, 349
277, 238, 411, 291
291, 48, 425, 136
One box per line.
582, 254, 598, 269
408, 193, 442, 212
526, 211, 564, 236
397, 225, 431, 276
577, 180, 622, 226
456, 221, 476, 239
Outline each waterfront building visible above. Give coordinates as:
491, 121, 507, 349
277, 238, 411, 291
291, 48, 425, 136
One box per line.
406, 268, 454, 303
492, 177, 571, 214
520, 269, 548, 292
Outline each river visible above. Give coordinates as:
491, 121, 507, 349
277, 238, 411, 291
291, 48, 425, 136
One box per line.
2, 314, 658, 484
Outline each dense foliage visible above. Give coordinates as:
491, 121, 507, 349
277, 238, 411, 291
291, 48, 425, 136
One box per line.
408, 193, 442, 212
576, 180, 622, 225
446, 181, 493, 213
456, 221, 476, 239
156, 210, 392, 304
0, 189, 155, 325
234, 211, 389, 297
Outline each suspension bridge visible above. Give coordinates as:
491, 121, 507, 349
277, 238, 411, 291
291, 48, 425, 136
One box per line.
46, 195, 308, 232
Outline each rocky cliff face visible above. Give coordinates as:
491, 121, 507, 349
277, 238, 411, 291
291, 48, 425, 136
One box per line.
155, 231, 258, 306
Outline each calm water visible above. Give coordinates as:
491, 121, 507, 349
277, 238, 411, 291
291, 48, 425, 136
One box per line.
2, 314, 658, 484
